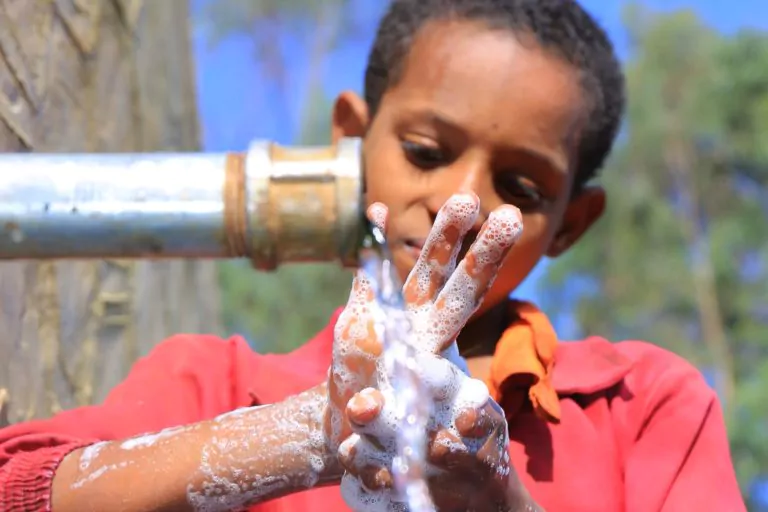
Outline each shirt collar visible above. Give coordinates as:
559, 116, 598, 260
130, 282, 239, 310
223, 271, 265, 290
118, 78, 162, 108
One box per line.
552, 337, 635, 395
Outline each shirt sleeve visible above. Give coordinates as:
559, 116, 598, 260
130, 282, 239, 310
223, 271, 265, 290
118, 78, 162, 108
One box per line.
0, 333, 250, 512
619, 342, 746, 512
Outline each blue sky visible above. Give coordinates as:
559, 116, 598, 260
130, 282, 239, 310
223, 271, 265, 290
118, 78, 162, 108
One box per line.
191, 0, 767, 336
193, 0, 768, 150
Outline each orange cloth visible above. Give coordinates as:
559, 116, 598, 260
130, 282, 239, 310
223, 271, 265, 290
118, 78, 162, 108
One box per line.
485, 300, 561, 424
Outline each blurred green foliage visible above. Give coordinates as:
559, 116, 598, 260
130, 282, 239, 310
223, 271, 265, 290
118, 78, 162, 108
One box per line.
541, 4, 768, 506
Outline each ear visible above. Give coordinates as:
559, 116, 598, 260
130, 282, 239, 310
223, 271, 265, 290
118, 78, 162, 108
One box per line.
546, 186, 606, 258
331, 90, 369, 145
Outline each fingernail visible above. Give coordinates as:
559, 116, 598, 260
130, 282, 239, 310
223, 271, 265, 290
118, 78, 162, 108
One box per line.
456, 407, 493, 438
485, 205, 523, 244
491, 204, 523, 226
438, 193, 479, 226
451, 191, 479, 205
429, 429, 464, 462
367, 203, 387, 230
348, 388, 382, 424
359, 387, 380, 401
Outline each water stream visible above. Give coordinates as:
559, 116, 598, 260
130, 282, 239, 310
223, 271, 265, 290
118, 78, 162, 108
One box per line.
359, 221, 435, 512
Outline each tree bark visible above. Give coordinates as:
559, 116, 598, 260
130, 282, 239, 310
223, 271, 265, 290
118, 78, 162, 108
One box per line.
0, 0, 221, 426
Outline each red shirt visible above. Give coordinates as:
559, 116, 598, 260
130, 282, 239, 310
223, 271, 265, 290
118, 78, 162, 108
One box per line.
0, 309, 745, 511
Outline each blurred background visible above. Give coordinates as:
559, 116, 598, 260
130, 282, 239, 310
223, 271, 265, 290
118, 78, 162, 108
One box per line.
193, 0, 768, 507
0, 0, 765, 508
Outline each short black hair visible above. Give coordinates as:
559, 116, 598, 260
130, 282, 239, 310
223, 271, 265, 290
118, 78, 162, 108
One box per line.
364, 0, 626, 189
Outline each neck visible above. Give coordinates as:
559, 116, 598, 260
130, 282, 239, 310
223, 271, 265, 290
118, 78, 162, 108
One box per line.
457, 300, 511, 359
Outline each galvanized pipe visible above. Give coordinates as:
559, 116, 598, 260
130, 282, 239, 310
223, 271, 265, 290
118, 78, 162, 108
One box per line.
0, 137, 365, 269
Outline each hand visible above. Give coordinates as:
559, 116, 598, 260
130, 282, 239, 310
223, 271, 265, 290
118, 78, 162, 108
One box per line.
325, 193, 531, 510
340, 366, 530, 511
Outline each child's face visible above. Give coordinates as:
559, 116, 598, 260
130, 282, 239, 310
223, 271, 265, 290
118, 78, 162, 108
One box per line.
332, 20, 606, 319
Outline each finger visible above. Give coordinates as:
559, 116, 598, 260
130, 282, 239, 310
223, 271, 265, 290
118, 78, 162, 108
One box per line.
427, 428, 469, 469
402, 193, 479, 308
334, 272, 376, 348
333, 271, 379, 384
338, 450, 393, 491
367, 202, 388, 232
346, 388, 384, 426
431, 204, 523, 352
439, 342, 471, 376
332, 203, 389, 365
340, 468, 394, 495
347, 388, 398, 442
331, 310, 379, 406
413, 351, 461, 402
453, 376, 491, 412
450, 377, 493, 438
337, 434, 360, 474
359, 466, 394, 492
335, 203, 388, 349
324, 378, 348, 443
455, 401, 500, 439
476, 424, 511, 474
340, 474, 401, 511
338, 434, 392, 490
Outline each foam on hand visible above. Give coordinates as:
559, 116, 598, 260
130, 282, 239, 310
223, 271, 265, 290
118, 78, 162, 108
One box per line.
337, 195, 522, 512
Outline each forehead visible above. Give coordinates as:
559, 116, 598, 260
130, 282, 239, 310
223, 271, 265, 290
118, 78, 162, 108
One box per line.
385, 20, 585, 170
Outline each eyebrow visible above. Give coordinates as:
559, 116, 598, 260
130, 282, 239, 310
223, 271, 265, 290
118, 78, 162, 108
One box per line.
426, 111, 568, 174
499, 146, 569, 178
404, 109, 471, 144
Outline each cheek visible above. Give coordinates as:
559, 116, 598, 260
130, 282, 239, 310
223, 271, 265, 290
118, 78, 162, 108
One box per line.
362, 131, 410, 207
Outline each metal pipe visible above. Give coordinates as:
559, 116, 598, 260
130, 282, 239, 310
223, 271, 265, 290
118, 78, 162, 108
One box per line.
0, 137, 364, 269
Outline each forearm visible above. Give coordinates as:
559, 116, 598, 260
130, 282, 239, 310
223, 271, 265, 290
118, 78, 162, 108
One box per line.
51, 386, 340, 512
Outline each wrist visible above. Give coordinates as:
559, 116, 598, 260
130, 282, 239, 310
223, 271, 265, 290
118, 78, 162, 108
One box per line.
253, 385, 341, 489
184, 386, 338, 508
297, 383, 344, 485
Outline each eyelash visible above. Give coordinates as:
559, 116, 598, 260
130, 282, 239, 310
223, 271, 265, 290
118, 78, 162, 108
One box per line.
401, 140, 448, 169
495, 175, 544, 207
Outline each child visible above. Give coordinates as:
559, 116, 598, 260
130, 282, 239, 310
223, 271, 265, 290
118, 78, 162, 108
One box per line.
0, 0, 745, 510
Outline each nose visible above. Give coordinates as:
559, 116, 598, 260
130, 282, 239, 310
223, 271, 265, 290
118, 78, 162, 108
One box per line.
425, 158, 501, 230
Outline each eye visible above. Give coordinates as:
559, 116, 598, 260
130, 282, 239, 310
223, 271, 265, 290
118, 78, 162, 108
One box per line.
495, 174, 544, 209
401, 140, 448, 170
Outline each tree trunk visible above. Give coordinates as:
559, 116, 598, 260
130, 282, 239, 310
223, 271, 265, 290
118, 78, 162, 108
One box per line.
0, 0, 222, 426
